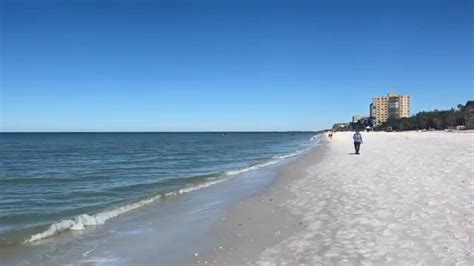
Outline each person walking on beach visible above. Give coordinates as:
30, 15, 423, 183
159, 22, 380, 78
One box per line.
353, 129, 363, 155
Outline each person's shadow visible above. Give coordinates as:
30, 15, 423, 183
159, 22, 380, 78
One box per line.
348, 153, 358, 155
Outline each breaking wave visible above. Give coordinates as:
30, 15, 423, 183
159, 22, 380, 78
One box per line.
24, 179, 227, 243
23, 134, 322, 244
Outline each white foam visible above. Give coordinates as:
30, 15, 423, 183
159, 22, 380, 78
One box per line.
24, 193, 163, 243
163, 179, 228, 198
178, 179, 227, 194
225, 160, 280, 176
226, 134, 321, 176
24, 134, 323, 244
274, 150, 304, 160
24, 178, 229, 243
275, 136, 322, 161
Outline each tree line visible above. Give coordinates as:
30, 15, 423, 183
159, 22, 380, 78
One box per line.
376, 104, 468, 131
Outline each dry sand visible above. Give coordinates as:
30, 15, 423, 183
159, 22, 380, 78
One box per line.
202, 131, 474, 265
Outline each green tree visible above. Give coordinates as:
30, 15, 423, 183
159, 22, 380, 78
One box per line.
377, 104, 467, 131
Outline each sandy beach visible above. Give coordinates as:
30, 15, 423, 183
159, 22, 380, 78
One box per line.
202, 131, 474, 265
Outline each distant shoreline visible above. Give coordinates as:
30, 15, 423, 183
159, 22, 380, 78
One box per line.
0, 131, 327, 134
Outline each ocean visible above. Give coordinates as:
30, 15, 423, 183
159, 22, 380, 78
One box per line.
0, 132, 320, 249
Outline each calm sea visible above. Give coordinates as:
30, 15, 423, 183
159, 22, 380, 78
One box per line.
0, 132, 320, 246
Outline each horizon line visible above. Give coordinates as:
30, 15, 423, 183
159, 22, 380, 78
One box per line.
0, 130, 328, 133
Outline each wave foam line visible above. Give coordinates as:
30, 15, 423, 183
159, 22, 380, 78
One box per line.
274, 150, 304, 160
226, 134, 321, 176
225, 160, 280, 176
24, 179, 227, 244
310, 134, 322, 141
24, 134, 322, 244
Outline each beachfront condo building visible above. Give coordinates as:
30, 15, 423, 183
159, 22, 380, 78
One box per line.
371, 93, 411, 125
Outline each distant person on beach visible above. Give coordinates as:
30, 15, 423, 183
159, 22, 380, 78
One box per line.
328, 131, 333, 139
353, 130, 363, 154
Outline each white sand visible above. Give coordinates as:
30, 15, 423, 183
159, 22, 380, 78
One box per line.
254, 131, 474, 265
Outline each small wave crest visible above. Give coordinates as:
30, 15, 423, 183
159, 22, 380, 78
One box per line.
224, 160, 280, 176
23, 133, 322, 244
23, 179, 228, 244
164, 178, 227, 197
226, 133, 321, 175
24, 194, 163, 243
310, 134, 322, 142
274, 150, 303, 160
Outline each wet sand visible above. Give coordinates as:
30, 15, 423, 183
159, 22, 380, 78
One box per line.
199, 141, 328, 265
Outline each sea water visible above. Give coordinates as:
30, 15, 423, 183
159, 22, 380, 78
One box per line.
0, 132, 320, 248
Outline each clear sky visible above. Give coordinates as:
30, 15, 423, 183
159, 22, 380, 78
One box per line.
1, 0, 472, 132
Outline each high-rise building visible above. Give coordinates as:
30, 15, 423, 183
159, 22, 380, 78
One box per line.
371, 93, 410, 125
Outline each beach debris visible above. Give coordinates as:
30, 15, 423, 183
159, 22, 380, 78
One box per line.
221, 217, 226, 221
194, 252, 199, 256
269, 198, 273, 201
219, 246, 223, 250
238, 223, 242, 226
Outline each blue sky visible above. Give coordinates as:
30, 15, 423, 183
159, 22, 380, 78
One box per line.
1, 0, 472, 131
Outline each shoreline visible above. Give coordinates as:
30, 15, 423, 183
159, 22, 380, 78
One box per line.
199, 140, 329, 265
0, 134, 323, 265
0, 132, 320, 248
2, 131, 472, 264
